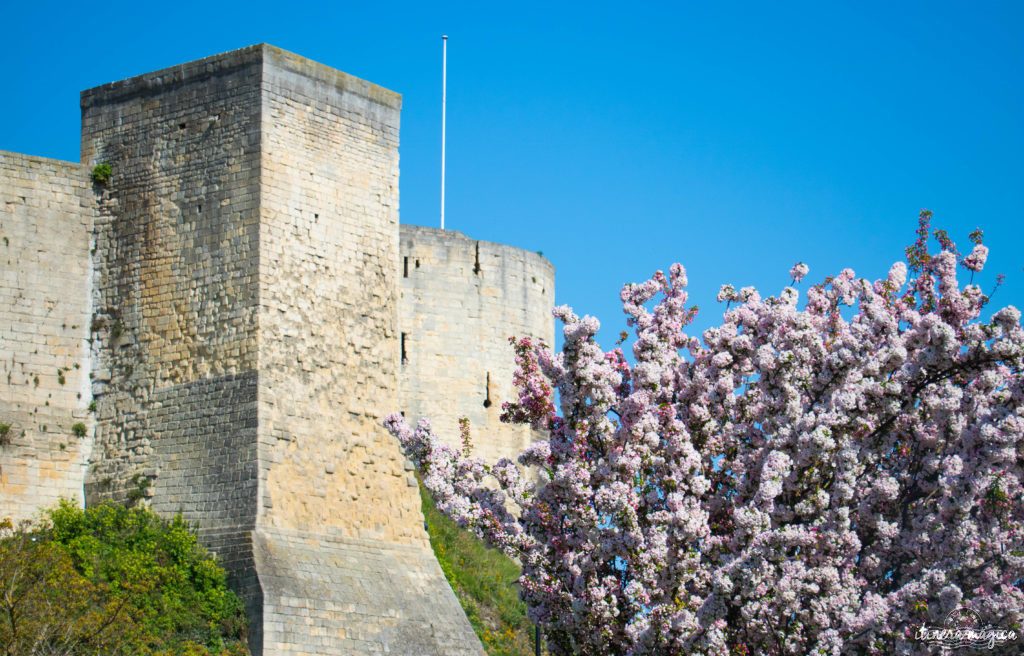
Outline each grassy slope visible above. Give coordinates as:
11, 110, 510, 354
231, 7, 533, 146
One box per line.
418, 482, 540, 656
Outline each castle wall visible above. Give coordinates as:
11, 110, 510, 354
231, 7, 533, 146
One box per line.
397, 225, 554, 465
0, 44, 551, 656
80, 46, 265, 635
0, 151, 95, 523
253, 47, 481, 655
256, 47, 419, 542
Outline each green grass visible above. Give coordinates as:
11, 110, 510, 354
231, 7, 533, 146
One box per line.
419, 482, 542, 656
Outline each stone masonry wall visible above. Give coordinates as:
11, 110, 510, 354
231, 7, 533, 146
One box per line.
79, 47, 264, 633
257, 47, 420, 542
255, 46, 482, 656
72, 44, 485, 655
398, 224, 554, 466
0, 43, 543, 656
0, 151, 95, 523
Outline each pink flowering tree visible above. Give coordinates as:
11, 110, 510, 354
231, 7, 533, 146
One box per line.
384, 212, 1023, 655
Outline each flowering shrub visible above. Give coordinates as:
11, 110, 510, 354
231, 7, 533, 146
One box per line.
385, 212, 1023, 655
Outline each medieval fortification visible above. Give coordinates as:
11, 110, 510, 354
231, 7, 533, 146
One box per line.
0, 44, 554, 655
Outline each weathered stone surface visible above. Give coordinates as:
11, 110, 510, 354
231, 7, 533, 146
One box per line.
80, 49, 267, 635
257, 47, 420, 545
255, 527, 482, 656
398, 224, 554, 464
0, 151, 95, 521
75, 44, 486, 655
0, 43, 554, 656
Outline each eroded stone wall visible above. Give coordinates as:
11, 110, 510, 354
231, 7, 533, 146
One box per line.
80, 46, 265, 634
255, 46, 482, 656
0, 151, 95, 522
257, 47, 421, 543
397, 225, 554, 466
73, 44, 484, 656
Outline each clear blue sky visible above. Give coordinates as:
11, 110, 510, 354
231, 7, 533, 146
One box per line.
4, 1, 1021, 348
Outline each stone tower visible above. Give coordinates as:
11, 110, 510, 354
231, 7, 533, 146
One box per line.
78, 44, 483, 655
0, 44, 555, 655
397, 225, 554, 464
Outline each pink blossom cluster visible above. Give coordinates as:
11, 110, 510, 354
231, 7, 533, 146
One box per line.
790, 262, 810, 284
384, 213, 1023, 655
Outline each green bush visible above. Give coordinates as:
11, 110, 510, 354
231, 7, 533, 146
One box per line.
0, 500, 249, 655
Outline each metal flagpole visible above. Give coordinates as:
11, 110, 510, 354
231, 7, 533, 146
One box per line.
441, 35, 448, 230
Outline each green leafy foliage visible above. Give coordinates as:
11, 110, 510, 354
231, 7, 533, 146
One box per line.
0, 501, 248, 656
419, 482, 542, 655
0, 518, 129, 656
90, 163, 112, 185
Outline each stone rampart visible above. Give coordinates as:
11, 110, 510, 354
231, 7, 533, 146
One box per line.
398, 224, 554, 464
0, 151, 95, 522
80, 47, 266, 632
